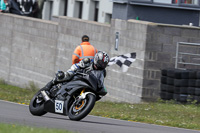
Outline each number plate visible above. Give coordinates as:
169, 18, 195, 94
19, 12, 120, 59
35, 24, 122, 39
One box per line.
55, 100, 64, 113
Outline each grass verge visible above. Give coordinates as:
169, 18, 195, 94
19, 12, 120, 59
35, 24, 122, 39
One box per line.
0, 79, 200, 130
90, 101, 200, 130
0, 123, 73, 133
0, 80, 37, 105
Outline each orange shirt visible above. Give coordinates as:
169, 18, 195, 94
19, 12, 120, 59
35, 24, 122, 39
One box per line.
72, 42, 98, 64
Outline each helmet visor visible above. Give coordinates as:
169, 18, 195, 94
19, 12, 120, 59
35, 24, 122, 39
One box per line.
96, 60, 107, 69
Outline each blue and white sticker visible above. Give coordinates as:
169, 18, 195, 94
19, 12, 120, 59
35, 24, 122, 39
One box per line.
55, 100, 64, 113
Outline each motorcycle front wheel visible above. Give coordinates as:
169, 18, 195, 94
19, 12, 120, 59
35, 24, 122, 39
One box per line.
29, 88, 47, 116
68, 93, 96, 121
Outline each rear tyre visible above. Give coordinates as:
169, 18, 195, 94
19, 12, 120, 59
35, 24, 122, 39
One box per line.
29, 88, 47, 116
68, 93, 96, 121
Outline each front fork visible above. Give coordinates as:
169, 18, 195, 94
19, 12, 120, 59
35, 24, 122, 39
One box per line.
80, 88, 85, 95
74, 88, 86, 110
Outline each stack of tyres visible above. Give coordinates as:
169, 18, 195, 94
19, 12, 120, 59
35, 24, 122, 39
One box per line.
160, 68, 174, 100
160, 69, 200, 103
174, 69, 190, 103
195, 71, 200, 103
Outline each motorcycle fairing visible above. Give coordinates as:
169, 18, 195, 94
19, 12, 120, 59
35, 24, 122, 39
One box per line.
58, 80, 93, 94
56, 70, 106, 96
43, 96, 71, 116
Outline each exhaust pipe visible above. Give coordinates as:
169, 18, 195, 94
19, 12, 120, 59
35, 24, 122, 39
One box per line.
41, 91, 50, 101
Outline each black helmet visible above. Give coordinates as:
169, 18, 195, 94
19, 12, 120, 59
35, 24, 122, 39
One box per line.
94, 51, 109, 69
82, 35, 89, 42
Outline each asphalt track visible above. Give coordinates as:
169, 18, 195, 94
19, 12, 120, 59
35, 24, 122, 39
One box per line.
0, 100, 199, 133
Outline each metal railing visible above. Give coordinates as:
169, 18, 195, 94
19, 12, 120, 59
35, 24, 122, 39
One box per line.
175, 42, 200, 69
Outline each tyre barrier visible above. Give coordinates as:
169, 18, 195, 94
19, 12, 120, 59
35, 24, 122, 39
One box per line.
160, 69, 200, 103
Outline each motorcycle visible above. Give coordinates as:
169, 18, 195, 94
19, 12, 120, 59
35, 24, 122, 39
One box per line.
29, 69, 107, 121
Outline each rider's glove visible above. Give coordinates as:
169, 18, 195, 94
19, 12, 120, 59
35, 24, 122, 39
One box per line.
69, 58, 91, 72
82, 58, 91, 67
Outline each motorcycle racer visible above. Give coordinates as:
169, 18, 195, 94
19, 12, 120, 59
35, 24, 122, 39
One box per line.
43, 51, 110, 91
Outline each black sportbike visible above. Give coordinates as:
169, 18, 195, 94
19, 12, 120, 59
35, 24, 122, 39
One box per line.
29, 70, 107, 121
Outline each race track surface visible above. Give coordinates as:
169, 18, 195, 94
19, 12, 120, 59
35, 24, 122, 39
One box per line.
0, 100, 199, 133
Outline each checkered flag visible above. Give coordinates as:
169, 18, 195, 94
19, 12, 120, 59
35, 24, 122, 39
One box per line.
108, 53, 136, 72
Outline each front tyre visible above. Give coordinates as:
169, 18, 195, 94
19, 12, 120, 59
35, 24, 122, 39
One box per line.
68, 94, 96, 121
29, 88, 47, 116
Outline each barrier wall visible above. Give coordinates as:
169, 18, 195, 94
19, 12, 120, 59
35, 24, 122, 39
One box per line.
0, 13, 200, 103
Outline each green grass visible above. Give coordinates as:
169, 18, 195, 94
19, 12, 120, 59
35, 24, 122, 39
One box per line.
0, 79, 200, 130
0, 80, 37, 105
90, 101, 200, 130
0, 123, 73, 133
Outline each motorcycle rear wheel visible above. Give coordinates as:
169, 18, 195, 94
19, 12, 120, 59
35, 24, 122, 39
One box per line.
29, 88, 47, 116
68, 93, 96, 121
